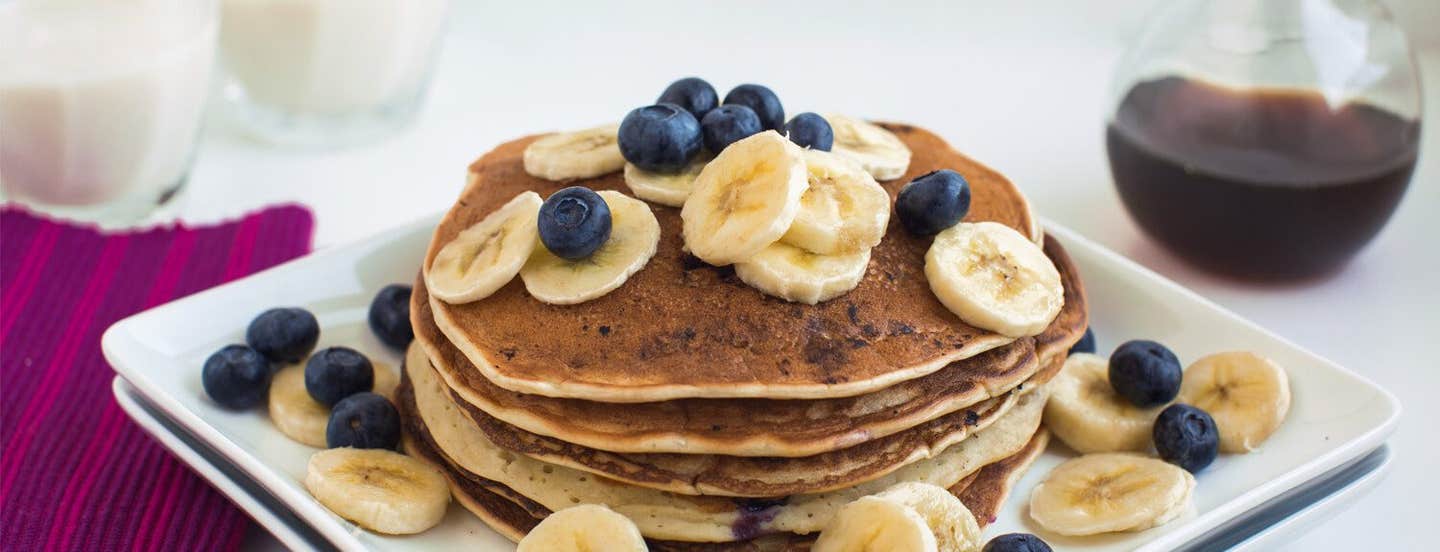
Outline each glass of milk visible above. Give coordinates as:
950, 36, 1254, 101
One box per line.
218, 0, 451, 147
0, 0, 218, 226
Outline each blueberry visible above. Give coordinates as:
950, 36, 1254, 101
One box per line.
618, 103, 702, 172
368, 284, 413, 350
1109, 339, 1182, 408
1070, 327, 1096, 354
201, 344, 271, 409
895, 170, 971, 235
783, 112, 833, 151
245, 307, 319, 364
304, 347, 374, 406
982, 533, 1053, 552
722, 84, 784, 131
1154, 404, 1220, 473
701, 104, 762, 153
657, 77, 718, 120
326, 392, 401, 450
538, 187, 612, 260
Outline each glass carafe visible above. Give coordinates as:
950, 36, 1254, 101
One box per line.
1107, 0, 1422, 280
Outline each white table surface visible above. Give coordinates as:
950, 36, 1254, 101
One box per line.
157, 1, 1438, 550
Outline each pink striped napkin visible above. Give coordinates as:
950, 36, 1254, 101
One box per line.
1, 205, 314, 551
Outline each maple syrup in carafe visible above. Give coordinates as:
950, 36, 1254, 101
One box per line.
1107, 77, 1420, 279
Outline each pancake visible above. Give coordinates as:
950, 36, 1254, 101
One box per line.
951, 429, 1050, 527
1032, 236, 1088, 357
426, 122, 1045, 402
403, 420, 1049, 551
399, 353, 1048, 543
439, 345, 1061, 498
413, 235, 1087, 458
416, 279, 1036, 457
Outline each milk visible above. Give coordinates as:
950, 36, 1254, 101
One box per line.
0, 0, 217, 220
220, 0, 449, 114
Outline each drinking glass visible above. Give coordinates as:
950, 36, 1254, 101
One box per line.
217, 0, 451, 148
0, 0, 218, 226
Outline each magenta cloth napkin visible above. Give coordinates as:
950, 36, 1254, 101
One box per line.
1, 205, 314, 551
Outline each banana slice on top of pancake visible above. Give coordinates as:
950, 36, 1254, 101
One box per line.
521, 190, 660, 305
1179, 351, 1291, 453
925, 221, 1063, 337
780, 149, 891, 255
623, 154, 711, 208
304, 448, 450, 535
1029, 453, 1195, 536
517, 504, 647, 552
427, 191, 543, 304
735, 242, 871, 305
522, 124, 625, 181
681, 130, 809, 266
824, 114, 912, 181
1044, 353, 1169, 453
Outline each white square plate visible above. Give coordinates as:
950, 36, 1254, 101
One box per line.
103, 214, 1400, 551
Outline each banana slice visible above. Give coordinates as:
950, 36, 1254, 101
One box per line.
305, 448, 450, 535
925, 221, 1063, 337
874, 482, 982, 552
517, 504, 647, 552
814, 496, 939, 552
1141, 470, 1197, 531
427, 191, 543, 304
824, 114, 912, 181
269, 364, 330, 447
680, 130, 809, 266
623, 154, 710, 207
270, 362, 400, 448
522, 124, 625, 181
779, 149, 891, 255
1029, 453, 1194, 536
1044, 353, 1169, 453
1179, 351, 1291, 453
520, 190, 660, 305
734, 242, 870, 304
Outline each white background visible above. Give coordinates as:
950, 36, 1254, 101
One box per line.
158, 1, 1438, 549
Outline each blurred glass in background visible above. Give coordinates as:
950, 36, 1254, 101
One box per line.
217, 0, 451, 148
0, 0, 218, 226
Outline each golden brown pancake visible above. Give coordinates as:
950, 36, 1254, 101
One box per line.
456, 350, 1060, 497
1032, 235, 1089, 360
425, 123, 1044, 402
412, 235, 1085, 458
453, 385, 1022, 497
952, 429, 1051, 527
403, 419, 1049, 551
439, 350, 1064, 498
404, 340, 1056, 498
398, 356, 1048, 542
417, 278, 1035, 456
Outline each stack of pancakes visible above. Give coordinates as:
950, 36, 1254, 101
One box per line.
400, 124, 1088, 550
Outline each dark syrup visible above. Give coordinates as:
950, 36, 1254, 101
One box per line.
1107, 77, 1420, 279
